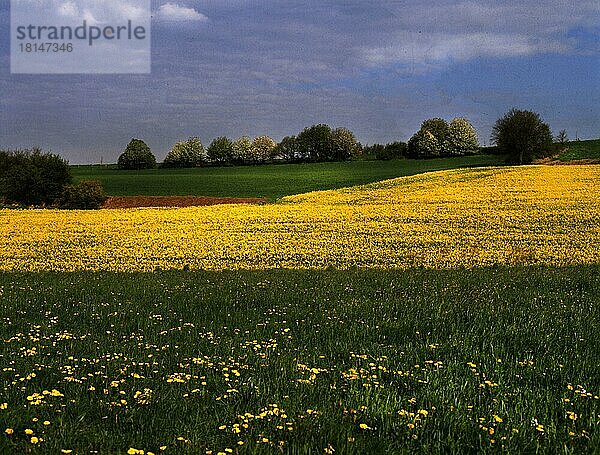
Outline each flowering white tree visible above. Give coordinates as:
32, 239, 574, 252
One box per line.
231, 136, 252, 163
408, 130, 441, 158
250, 136, 277, 162
163, 137, 205, 168
446, 118, 479, 156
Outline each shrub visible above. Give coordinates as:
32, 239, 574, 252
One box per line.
59, 180, 107, 209
118, 139, 156, 170
207, 137, 234, 164
491, 109, 553, 164
0, 148, 71, 206
163, 137, 205, 168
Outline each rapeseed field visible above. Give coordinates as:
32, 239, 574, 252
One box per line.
1, 166, 599, 271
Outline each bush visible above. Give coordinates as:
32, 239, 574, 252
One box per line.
163, 137, 205, 168
59, 180, 107, 209
491, 109, 553, 164
118, 139, 156, 170
0, 148, 71, 206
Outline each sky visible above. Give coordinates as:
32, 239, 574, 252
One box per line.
0, 0, 598, 164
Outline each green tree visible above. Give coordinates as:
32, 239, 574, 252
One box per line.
383, 141, 407, 160
421, 118, 449, 146
446, 118, 479, 156
361, 144, 385, 160
273, 136, 300, 161
117, 139, 156, 170
163, 137, 205, 168
296, 124, 334, 162
0, 148, 71, 206
207, 137, 234, 164
491, 109, 553, 164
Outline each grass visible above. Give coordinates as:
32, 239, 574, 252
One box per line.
71, 155, 505, 200
558, 139, 600, 161
1, 267, 598, 454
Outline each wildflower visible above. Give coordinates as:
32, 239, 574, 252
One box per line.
493, 415, 503, 423
127, 449, 145, 455
5, 428, 13, 435
30, 436, 39, 444
25, 429, 34, 435
359, 423, 372, 430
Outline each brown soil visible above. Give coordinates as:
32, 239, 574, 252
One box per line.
103, 196, 268, 209
533, 157, 600, 165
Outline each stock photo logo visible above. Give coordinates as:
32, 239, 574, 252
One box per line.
10, 0, 151, 74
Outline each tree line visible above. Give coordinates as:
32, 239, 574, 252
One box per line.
0, 108, 563, 208
117, 109, 559, 170
118, 118, 482, 169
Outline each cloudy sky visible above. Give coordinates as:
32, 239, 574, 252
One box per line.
0, 0, 598, 163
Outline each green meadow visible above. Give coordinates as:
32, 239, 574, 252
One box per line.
72, 155, 504, 199
1, 267, 598, 454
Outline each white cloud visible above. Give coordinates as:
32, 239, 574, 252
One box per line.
155, 3, 208, 22
361, 33, 568, 68
28, 0, 150, 24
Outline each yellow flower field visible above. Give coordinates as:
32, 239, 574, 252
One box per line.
1, 165, 599, 271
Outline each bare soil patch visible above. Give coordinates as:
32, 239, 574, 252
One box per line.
103, 196, 267, 209
534, 157, 600, 165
